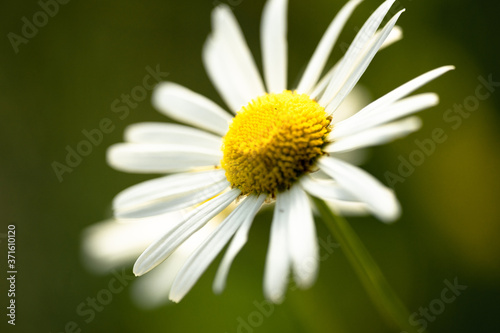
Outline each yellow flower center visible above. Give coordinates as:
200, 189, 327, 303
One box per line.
221, 91, 331, 196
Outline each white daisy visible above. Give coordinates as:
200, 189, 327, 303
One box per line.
106, 0, 453, 303
82, 88, 368, 308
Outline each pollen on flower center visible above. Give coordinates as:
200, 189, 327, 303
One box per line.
221, 91, 331, 196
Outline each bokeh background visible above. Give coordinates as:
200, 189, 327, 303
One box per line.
1, 0, 500, 332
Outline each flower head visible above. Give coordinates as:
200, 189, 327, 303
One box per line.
222, 91, 331, 196
103, 0, 453, 303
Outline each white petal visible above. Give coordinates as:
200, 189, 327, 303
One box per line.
133, 188, 241, 276
318, 156, 400, 222
131, 256, 179, 308
203, 37, 247, 112
152, 82, 232, 136
381, 25, 403, 49
324, 199, 370, 216
203, 5, 265, 112
309, 26, 403, 101
325, 116, 422, 153
324, 10, 405, 113
287, 186, 318, 288
312, 25, 401, 115
213, 194, 266, 294
125, 122, 223, 152
211, 6, 266, 95
113, 169, 226, 213
131, 220, 218, 309
319, 0, 396, 107
82, 213, 184, 273
107, 143, 222, 174
297, 0, 362, 94
309, 25, 402, 101
331, 93, 438, 139
115, 178, 229, 219
310, 25, 401, 101
300, 175, 358, 202
261, 0, 288, 93
170, 195, 263, 302
264, 192, 291, 303
346, 66, 455, 122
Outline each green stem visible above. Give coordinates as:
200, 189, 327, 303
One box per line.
312, 197, 416, 332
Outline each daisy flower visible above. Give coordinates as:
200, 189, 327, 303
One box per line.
106, 0, 453, 303
82, 88, 368, 308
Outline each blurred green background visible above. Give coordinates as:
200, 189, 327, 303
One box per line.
1, 0, 500, 332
